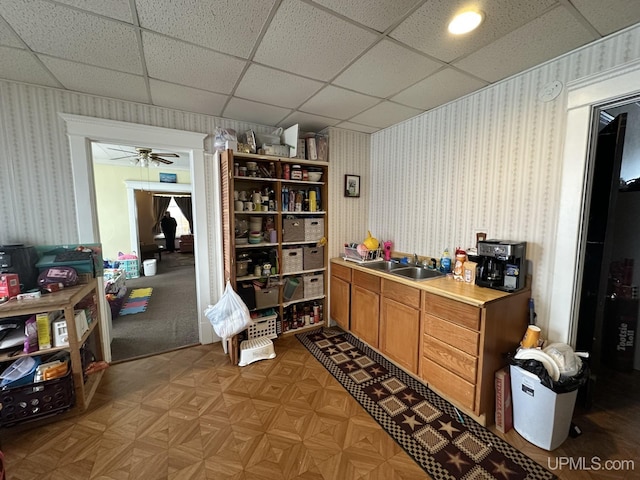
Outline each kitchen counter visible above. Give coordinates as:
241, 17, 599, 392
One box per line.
330, 257, 521, 307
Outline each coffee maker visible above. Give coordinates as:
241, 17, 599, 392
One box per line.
476, 240, 526, 292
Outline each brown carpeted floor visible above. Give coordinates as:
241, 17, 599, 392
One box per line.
109, 252, 199, 362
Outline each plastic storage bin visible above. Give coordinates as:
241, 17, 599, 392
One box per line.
510, 365, 578, 450
247, 314, 278, 340
118, 259, 139, 279
0, 367, 74, 427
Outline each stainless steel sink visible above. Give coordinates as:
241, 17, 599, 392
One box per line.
391, 266, 444, 281
361, 260, 406, 272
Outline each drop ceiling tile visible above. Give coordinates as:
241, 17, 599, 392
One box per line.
143, 32, 246, 94
392, 68, 488, 110
311, 0, 420, 32
349, 101, 423, 129
0, 20, 24, 48
279, 111, 341, 132
0, 0, 142, 73
335, 121, 378, 134
136, 0, 275, 58
39, 56, 148, 102
224, 97, 291, 127
390, 0, 557, 63
570, 0, 640, 36
253, 0, 377, 81
299, 86, 379, 120
52, 0, 133, 22
333, 39, 442, 98
150, 79, 228, 116
454, 7, 596, 83
0, 46, 61, 87
235, 64, 324, 108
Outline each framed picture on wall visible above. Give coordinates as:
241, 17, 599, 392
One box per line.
159, 172, 177, 183
344, 174, 360, 198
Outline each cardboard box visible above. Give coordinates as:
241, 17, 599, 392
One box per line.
0, 274, 21, 298
74, 309, 89, 340
36, 311, 60, 350
495, 367, 513, 433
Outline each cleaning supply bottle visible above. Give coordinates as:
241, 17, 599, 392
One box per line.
440, 248, 451, 274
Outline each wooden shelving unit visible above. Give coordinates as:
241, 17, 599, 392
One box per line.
220, 150, 329, 349
0, 280, 104, 420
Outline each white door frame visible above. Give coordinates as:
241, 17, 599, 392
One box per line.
551, 58, 640, 345
124, 180, 192, 256
60, 113, 219, 362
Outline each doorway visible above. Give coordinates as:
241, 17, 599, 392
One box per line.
91, 144, 200, 361
575, 108, 633, 405
62, 113, 220, 363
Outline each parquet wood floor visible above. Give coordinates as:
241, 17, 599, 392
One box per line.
1, 336, 637, 479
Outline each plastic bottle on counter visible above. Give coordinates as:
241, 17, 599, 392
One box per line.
440, 248, 452, 274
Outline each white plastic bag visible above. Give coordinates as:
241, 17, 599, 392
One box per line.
204, 281, 252, 339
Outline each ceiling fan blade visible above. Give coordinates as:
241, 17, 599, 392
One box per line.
111, 154, 137, 160
108, 147, 136, 154
151, 153, 179, 158
155, 157, 174, 164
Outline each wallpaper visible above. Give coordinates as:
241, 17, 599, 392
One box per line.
369, 24, 640, 339
2, 22, 640, 345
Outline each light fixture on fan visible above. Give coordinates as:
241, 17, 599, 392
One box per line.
109, 146, 179, 167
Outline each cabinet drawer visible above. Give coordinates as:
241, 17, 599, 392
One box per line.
423, 335, 477, 383
423, 292, 481, 330
331, 263, 352, 282
381, 279, 420, 308
353, 270, 380, 293
421, 357, 475, 411
424, 314, 479, 356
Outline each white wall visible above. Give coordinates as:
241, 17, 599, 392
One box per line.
369, 24, 640, 341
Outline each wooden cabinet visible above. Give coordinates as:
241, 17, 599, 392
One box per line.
329, 262, 351, 330
421, 289, 529, 424
329, 258, 530, 426
220, 150, 329, 339
0, 280, 104, 423
350, 270, 380, 348
380, 280, 421, 374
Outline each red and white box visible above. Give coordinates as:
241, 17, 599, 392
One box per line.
0, 274, 21, 299
495, 366, 513, 433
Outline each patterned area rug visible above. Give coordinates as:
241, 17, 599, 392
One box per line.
119, 287, 153, 316
297, 328, 556, 480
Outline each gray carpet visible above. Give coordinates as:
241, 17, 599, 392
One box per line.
110, 252, 199, 363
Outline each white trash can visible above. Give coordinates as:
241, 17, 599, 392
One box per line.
510, 365, 578, 450
143, 259, 157, 276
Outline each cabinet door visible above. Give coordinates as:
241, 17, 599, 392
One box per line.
380, 296, 420, 374
330, 275, 351, 330
351, 285, 379, 348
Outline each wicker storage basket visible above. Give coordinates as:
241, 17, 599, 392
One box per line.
283, 219, 305, 242
304, 218, 324, 241
303, 246, 324, 270
282, 248, 303, 273
303, 273, 324, 298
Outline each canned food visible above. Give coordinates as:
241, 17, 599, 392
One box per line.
291, 165, 302, 180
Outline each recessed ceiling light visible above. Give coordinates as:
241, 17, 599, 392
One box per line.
448, 10, 484, 35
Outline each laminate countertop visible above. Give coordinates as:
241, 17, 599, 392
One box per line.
331, 257, 529, 307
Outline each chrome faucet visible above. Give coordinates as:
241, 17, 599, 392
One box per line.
413, 253, 419, 265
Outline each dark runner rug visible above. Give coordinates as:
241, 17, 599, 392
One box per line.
296, 327, 556, 480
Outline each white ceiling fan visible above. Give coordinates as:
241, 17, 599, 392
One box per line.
109, 146, 179, 167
